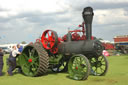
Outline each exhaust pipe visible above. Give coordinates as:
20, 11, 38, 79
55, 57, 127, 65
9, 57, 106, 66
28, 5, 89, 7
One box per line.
82, 7, 94, 40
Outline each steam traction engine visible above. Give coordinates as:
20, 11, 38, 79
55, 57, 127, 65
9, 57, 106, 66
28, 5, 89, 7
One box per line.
18, 7, 108, 80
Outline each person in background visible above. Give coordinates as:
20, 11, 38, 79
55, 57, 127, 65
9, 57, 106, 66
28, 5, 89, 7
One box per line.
7, 46, 21, 76
17, 44, 23, 73
0, 48, 4, 76
17, 44, 23, 53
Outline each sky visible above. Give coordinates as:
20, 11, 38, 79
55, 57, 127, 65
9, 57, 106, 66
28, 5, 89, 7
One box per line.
0, 0, 128, 44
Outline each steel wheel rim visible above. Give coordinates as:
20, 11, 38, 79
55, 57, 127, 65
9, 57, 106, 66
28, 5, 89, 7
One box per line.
90, 55, 108, 76
19, 46, 39, 76
68, 55, 89, 80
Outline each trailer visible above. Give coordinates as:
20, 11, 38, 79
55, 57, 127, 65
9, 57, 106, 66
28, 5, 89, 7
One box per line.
114, 35, 128, 54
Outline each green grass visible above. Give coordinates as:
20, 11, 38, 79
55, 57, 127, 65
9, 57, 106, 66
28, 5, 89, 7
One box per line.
0, 54, 128, 85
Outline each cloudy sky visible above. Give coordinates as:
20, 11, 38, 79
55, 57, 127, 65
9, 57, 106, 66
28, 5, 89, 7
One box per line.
0, 0, 128, 44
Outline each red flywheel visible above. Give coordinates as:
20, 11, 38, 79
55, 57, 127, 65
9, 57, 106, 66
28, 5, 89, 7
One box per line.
41, 30, 58, 50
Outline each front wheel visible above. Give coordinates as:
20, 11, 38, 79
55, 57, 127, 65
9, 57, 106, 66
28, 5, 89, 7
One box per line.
68, 54, 90, 80
89, 55, 108, 76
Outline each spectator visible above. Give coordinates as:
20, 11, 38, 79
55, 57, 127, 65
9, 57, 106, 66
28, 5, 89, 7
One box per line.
0, 48, 4, 76
17, 44, 23, 53
7, 46, 21, 76
17, 44, 23, 73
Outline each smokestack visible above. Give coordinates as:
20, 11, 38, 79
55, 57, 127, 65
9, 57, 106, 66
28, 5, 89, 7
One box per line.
82, 7, 94, 40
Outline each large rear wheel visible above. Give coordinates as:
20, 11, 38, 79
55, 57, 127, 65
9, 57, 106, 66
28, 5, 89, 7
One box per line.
18, 42, 49, 76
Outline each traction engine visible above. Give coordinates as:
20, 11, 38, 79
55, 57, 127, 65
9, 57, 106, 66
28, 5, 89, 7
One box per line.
17, 7, 108, 80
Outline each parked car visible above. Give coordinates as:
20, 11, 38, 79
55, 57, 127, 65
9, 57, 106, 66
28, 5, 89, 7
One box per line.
0, 47, 11, 54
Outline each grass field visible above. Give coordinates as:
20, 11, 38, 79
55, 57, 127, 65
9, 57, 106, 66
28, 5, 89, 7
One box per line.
0, 54, 128, 85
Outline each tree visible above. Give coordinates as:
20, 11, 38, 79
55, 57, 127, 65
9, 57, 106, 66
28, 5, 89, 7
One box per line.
21, 41, 27, 44
98, 38, 103, 40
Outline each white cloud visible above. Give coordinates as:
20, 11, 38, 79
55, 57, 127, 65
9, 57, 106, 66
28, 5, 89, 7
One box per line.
91, 0, 128, 3
94, 8, 128, 25
0, 0, 68, 15
0, 0, 128, 43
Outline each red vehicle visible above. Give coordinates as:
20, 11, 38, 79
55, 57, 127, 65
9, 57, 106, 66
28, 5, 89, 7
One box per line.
102, 43, 114, 50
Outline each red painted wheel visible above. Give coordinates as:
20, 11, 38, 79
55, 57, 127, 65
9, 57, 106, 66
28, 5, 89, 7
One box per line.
50, 47, 58, 54
41, 30, 58, 49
